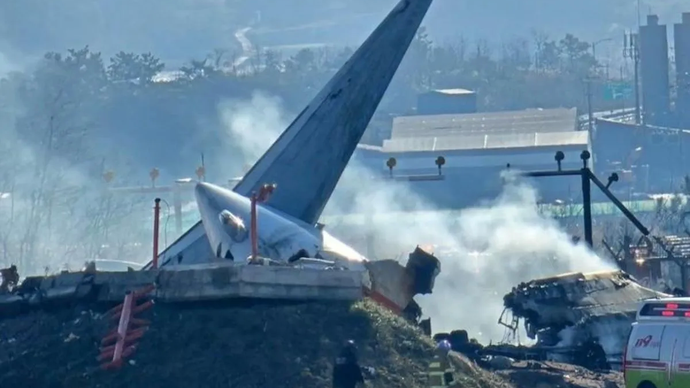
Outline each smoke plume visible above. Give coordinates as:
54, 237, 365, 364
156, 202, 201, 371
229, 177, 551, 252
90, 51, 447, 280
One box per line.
218, 91, 285, 167
217, 92, 617, 343
0, 57, 149, 275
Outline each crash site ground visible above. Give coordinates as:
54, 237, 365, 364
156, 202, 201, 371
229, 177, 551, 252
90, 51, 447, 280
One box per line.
0, 299, 623, 388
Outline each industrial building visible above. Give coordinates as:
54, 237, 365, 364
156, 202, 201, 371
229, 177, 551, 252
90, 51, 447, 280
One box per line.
594, 117, 690, 193
639, 14, 671, 125
356, 108, 589, 208
416, 88, 477, 116
675, 13, 690, 127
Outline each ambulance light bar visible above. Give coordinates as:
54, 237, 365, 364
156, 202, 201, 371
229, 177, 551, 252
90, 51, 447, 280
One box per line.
640, 302, 690, 318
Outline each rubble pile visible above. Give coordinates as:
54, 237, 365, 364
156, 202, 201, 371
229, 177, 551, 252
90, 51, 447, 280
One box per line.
502, 270, 668, 368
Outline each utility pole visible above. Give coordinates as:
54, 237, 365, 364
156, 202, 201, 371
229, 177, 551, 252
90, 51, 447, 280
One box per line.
623, 32, 642, 125
586, 78, 594, 133
592, 38, 613, 67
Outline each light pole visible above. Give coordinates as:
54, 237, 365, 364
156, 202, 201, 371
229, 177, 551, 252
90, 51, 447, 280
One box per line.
623, 32, 642, 125
513, 150, 650, 248
591, 38, 613, 66
584, 38, 613, 134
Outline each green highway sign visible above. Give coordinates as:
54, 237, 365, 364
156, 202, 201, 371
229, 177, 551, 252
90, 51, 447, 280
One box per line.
603, 81, 633, 101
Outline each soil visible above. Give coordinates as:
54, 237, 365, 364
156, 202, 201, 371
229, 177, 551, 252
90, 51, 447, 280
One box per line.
0, 300, 439, 388
0, 299, 625, 388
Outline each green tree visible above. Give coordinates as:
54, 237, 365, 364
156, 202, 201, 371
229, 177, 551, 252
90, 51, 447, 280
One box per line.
108, 51, 165, 83
180, 58, 218, 79
559, 34, 595, 73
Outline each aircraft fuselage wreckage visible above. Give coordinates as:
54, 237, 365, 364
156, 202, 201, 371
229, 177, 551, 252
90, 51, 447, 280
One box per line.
144, 0, 439, 314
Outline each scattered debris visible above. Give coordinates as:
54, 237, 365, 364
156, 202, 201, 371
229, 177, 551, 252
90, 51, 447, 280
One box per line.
502, 269, 669, 369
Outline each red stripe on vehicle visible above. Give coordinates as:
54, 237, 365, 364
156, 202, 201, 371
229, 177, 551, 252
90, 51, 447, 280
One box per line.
625, 360, 667, 371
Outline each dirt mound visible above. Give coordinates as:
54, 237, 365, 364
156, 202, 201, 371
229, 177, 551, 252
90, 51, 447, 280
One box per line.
0, 298, 623, 388
0, 300, 454, 388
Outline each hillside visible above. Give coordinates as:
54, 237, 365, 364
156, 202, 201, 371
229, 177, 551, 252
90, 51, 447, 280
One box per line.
0, 296, 629, 388
0, 299, 488, 388
1, 0, 686, 64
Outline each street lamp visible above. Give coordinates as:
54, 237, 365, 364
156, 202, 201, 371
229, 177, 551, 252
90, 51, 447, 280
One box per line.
591, 38, 613, 65
386, 157, 397, 177
623, 32, 641, 125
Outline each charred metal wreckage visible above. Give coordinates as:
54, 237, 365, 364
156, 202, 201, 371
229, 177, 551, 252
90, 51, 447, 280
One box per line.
499, 270, 669, 370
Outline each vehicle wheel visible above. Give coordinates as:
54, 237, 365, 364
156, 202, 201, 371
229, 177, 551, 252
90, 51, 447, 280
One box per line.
638, 381, 657, 388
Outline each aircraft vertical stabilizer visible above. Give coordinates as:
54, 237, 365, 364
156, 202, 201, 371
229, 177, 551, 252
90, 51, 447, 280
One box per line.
156, 0, 433, 267
234, 0, 433, 224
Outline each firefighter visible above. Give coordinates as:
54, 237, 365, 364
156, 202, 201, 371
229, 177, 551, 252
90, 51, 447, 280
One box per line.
427, 339, 454, 388
0, 265, 18, 293
333, 340, 365, 388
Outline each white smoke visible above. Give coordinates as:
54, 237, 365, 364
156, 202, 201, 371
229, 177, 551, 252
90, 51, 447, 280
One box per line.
218, 91, 285, 166
217, 92, 617, 343
0, 51, 17, 77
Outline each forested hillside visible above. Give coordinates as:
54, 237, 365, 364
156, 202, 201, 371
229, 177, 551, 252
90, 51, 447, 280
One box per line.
1, 0, 686, 65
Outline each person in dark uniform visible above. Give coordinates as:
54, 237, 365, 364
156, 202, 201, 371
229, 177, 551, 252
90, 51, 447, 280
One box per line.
333, 340, 364, 388
0, 265, 18, 293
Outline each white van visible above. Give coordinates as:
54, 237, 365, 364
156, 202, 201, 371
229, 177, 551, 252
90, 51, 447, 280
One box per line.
624, 297, 690, 388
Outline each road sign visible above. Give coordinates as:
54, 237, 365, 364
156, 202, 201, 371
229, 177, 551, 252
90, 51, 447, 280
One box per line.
603, 82, 633, 101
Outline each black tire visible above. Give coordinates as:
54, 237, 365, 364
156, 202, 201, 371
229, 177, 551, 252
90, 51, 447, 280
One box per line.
638, 381, 657, 388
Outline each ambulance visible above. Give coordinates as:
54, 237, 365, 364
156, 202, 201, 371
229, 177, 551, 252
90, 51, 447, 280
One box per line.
624, 297, 690, 388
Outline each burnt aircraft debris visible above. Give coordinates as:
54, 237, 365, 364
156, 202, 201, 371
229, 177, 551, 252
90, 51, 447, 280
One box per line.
501, 269, 669, 369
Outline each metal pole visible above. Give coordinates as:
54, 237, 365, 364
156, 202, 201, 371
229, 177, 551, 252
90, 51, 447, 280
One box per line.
587, 172, 650, 234
634, 55, 641, 124
586, 79, 594, 133
173, 184, 182, 234
622, 235, 632, 272
250, 193, 258, 261
581, 169, 593, 247
152, 198, 161, 269
113, 291, 134, 365
633, 34, 641, 125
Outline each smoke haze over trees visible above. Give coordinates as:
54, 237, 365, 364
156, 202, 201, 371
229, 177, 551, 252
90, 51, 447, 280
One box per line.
0, 0, 686, 63
0, 0, 687, 278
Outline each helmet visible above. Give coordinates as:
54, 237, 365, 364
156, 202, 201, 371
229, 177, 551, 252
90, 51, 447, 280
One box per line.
343, 339, 357, 352
341, 339, 358, 360
436, 339, 452, 352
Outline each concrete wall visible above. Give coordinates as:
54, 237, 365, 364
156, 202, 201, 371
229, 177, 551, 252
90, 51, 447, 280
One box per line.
0, 265, 365, 318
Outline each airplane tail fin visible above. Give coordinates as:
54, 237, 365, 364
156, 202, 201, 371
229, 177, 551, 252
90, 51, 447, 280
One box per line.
233, 0, 434, 225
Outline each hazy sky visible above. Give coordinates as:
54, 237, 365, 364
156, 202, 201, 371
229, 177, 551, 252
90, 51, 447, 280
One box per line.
0, 0, 687, 67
